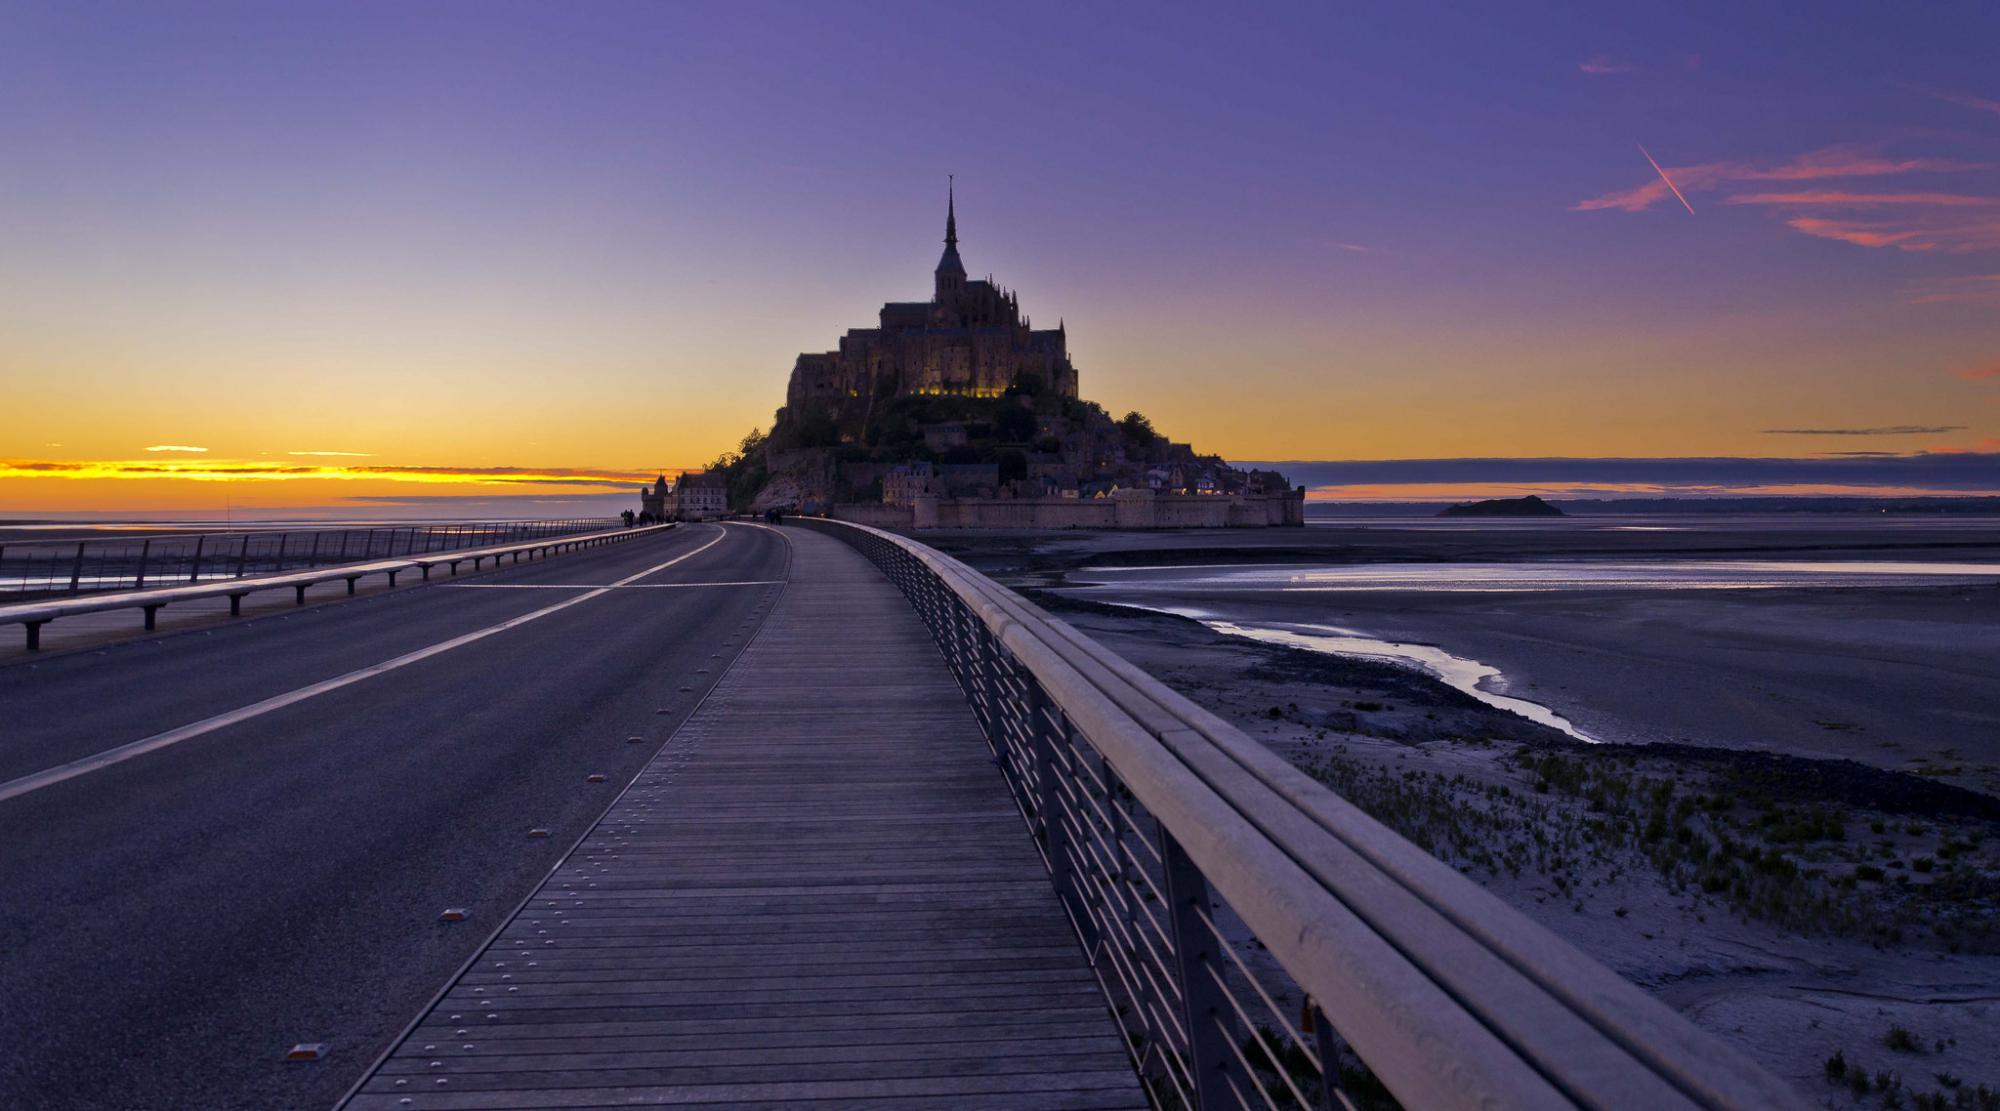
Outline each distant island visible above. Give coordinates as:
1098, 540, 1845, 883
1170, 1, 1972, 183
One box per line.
1439, 495, 1565, 518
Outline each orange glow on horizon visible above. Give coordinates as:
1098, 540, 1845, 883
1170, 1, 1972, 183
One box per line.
0, 459, 693, 515
0, 459, 666, 488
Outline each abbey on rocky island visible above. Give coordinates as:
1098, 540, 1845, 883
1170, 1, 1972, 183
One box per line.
785, 183, 1079, 415
650, 186, 1303, 529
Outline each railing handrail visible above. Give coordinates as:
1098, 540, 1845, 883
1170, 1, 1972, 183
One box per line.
806, 517, 1803, 1110
0, 518, 614, 551
0, 524, 672, 642
0, 519, 626, 601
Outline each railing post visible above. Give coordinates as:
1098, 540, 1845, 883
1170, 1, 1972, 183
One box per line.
1161, 827, 1237, 1109
69, 541, 86, 593
1310, 1000, 1343, 1111
189, 535, 205, 583
307, 531, 322, 568
1030, 684, 1096, 954
235, 534, 251, 578
134, 539, 151, 589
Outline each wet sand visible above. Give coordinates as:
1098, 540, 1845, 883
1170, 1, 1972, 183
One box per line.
933, 516, 2000, 794
1022, 591, 2000, 1102
1071, 579, 2000, 794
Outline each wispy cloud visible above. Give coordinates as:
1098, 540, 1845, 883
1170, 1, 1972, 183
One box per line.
286, 450, 375, 457
1761, 425, 1964, 436
1576, 145, 1986, 213
1906, 274, 2000, 304
1783, 214, 2000, 253
1726, 191, 1999, 207
1955, 360, 2000, 381
1578, 55, 1634, 76
143, 444, 209, 453
1324, 241, 1374, 253
1903, 84, 2000, 118
1578, 145, 2000, 251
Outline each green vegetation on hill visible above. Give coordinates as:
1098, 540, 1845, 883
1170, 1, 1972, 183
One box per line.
697, 368, 1195, 509
701, 429, 769, 511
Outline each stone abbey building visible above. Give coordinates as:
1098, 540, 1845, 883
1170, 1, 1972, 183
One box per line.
785, 186, 1079, 415
676, 186, 1304, 529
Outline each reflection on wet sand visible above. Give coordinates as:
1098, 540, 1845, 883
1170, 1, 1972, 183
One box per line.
1077, 559, 2000, 593
1099, 597, 1595, 740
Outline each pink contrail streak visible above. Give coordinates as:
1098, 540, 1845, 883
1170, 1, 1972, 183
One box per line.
1638, 144, 1696, 215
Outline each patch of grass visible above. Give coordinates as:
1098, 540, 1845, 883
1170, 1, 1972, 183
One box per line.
1295, 741, 2000, 951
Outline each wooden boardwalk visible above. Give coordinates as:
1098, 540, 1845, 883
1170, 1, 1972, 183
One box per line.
344, 526, 1143, 1109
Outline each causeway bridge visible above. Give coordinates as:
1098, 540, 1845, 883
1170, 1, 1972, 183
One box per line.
0, 521, 1801, 1109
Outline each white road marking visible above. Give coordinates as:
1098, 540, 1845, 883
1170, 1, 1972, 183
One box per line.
0, 526, 734, 805
443, 581, 782, 589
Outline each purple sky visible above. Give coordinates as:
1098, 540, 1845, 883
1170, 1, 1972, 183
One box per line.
3, 1, 1998, 508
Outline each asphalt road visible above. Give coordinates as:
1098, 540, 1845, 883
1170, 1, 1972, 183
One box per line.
0, 522, 791, 1110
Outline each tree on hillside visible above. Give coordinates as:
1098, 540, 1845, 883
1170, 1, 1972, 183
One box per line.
707, 429, 769, 510
1118, 410, 1160, 448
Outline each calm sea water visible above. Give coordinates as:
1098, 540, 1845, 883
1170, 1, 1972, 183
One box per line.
1067, 520, 2000, 741
1073, 559, 2000, 593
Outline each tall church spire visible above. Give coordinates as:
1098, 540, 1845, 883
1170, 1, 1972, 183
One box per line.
944, 176, 958, 250
934, 175, 966, 299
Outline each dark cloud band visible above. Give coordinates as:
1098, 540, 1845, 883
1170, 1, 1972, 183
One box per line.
1240, 453, 2000, 492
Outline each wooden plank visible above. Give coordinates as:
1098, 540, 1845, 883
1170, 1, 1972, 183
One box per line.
344, 527, 1139, 1107
344, 1069, 1144, 1110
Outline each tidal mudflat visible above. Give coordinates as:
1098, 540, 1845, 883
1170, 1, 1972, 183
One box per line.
1071, 557, 2000, 792
928, 515, 2000, 1104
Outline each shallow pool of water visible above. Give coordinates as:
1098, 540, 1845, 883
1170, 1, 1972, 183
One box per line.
1075, 559, 2000, 593
1098, 598, 1595, 741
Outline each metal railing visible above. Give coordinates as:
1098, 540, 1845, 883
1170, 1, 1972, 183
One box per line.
0, 520, 616, 599
0, 524, 671, 650
803, 517, 1804, 1111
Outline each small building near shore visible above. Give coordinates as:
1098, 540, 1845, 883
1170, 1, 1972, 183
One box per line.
639, 475, 673, 523
675, 471, 729, 520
